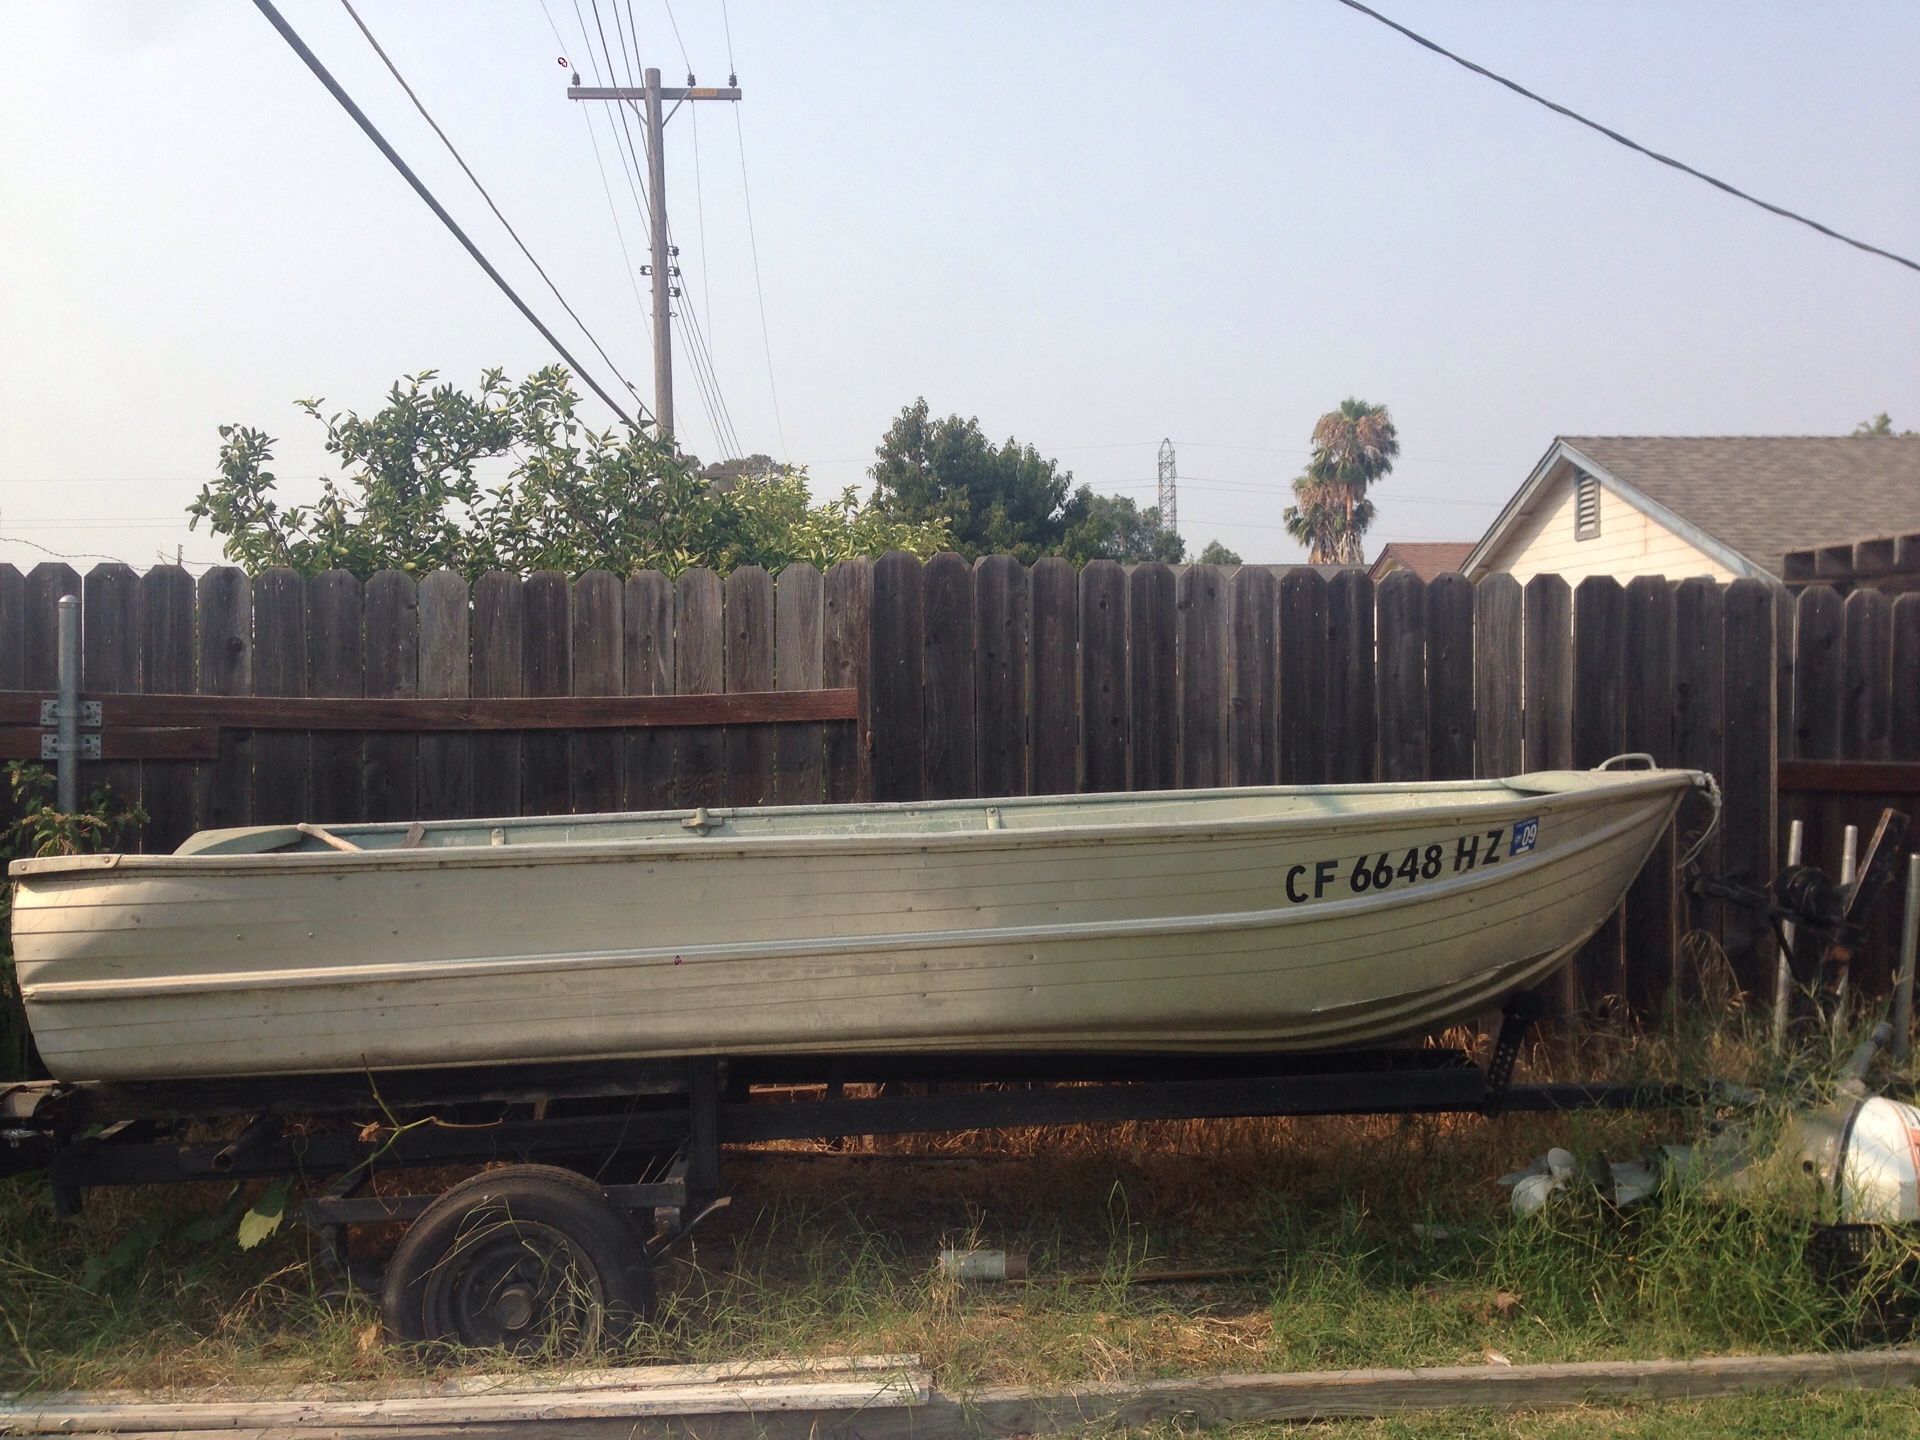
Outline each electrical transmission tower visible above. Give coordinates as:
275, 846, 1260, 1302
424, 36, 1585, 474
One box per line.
569, 69, 741, 442
1157, 438, 1177, 534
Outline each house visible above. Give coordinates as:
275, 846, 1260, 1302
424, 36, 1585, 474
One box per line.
1461, 436, 1920, 584
1367, 542, 1475, 584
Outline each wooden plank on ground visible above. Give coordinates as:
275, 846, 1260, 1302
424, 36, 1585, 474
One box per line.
774, 563, 825, 805
570, 570, 624, 815
1127, 561, 1177, 791
1079, 560, 1128, 792
1472, 574, 1522, 778
1030, 557, 1079, 794
415, 570, 470, 821
1375, 571, 1427, 784
361, 571, 419, 824
1325, 570, 1374, 784
1176, 562, 1226, 789
137, 565, 196, 850
1621, 574, 1675, 1016
250, 567, 306, 825
675, 568, 726, 809
1424, 572, 1474, 781
622, 571, 675, 810
823, 559, 872, 803
723, 566, 776, 807
469, 571, 523, 819
973, 555, 1028, 798
83, 563, 142, 820
1572, 576, 1627, 1017
306, 571, 365, 824
1277, 569, 1329, 785
922, 553, 976, 801
1227, 563, 1276, 786
1671, 577, 1725, 952
194, 568, 251, 832
1722, 577, 1778, 995
520, 570, 572, 816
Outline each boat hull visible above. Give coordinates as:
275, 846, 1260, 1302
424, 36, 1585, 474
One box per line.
11, 772, 1696, 1081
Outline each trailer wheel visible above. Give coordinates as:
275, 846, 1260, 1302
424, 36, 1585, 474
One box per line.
382, 1165, 654, 1354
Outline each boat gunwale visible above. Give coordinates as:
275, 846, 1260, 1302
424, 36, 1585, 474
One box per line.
8, 769, 1701, 881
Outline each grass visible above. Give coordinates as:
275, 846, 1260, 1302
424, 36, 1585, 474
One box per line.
5, 1006, 1920, 1399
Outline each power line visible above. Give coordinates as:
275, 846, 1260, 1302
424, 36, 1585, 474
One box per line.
732, 105, 788, 461
338, 0, 644, 409
659, 0, 693, 74
1331, 0, 1920, 276
247, 0, 646, 428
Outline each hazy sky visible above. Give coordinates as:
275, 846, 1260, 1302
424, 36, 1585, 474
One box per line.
3, 1, 1916, 575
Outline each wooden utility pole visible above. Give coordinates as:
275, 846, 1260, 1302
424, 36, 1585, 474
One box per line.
569, 71, 741, 443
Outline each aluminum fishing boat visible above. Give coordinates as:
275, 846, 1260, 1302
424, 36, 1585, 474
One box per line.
10, 766, 1705, 1082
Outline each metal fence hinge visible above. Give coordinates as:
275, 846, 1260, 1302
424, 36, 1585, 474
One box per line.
40, 734, 102, 760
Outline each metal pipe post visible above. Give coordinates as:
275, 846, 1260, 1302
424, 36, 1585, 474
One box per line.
1894, 853, 1920, 1064
643, 66, 673, 442
56, 593, 80, 813
1771, 818, 1803, 1055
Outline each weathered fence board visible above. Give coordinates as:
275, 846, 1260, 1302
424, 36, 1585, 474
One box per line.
1031, 558, 1079, 795
82, 564, 143, 824
417, 569, 472, 821
1721, 578, 1778, 992
363, 571, 420, 824
1325, 571, 1375, 786
675, 569, 726, 810
1672, 577, 1725, 949
1621, 575, 1675, 1014
570, 571, 624, 815
1472, 575, 1522, 778
922, 553, 977, 802
520, 571, 572, 817
1572, 578, 1627, 1014
774, 563, 825, 805
622, 570, 675, 811
823, 559, 872, 804
1176, 564, 1227, 790
469, 570, 524, 820
1127, 562, 1177, 791
1376, 571, 1427, 784
1277, 570, 1328, 785
195, 567, 252, 833
974, 555, 1028, 798
1080, 560, 1129, 792
1227, 565, 1277, 787
870, 553, 924, 803
138, 566, 196, 851
723, 566, 776, 808
1425, 573, 1474, 781
251, 568, 307, 825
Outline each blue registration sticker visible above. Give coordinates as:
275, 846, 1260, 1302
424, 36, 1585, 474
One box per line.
1511, 817, 1539, 855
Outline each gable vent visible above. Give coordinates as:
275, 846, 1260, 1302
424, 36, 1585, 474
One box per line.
1574, 472, 1601, 540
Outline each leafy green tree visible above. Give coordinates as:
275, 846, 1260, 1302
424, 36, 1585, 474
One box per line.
190, 370, 946, 578
1196, 540, 1242, 566
1283, 397, 1398, 564
1852, 413, 1914, 436
1057, 491, 1184, 564
869, 399, 1183, 564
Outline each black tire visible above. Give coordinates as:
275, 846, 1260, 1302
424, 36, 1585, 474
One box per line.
382, 1164, 655, 1355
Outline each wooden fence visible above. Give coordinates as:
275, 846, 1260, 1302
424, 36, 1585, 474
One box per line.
2, 555, 1914, 1017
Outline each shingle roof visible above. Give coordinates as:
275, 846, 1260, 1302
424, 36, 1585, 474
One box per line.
1367, 542, 1475, 582
1560, 436, 1920, 578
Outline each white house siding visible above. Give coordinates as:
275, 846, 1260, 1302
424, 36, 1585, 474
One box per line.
1479, 467, 1737, 583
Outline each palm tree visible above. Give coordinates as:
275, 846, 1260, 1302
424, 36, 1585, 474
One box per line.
1283, 398, 1398, 564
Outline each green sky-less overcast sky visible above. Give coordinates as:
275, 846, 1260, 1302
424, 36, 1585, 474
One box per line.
2, 0, 1916, 571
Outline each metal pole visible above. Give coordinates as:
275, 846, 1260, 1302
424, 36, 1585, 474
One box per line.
643, 66, 673, 442
1894, 853, 1920, 1064
56, 593, 80, 814
1771, 817, 1803, 1055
